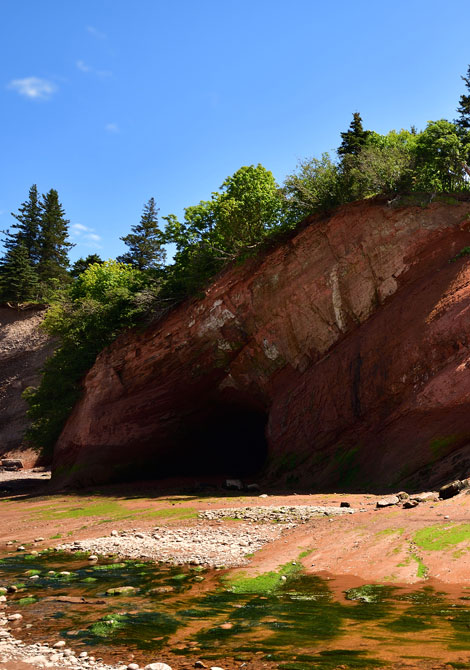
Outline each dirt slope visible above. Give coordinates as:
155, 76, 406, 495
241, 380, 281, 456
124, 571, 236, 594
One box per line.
0, 306, 53, 466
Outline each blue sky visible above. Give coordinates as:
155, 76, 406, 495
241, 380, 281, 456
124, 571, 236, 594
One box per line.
1, 0, 469, 262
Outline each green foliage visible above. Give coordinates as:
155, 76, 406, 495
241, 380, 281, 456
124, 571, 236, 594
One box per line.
338, 112, 370, 157
0, 241, 39, 303
283, 153, 345, 220
227, 561, 302, 594
70, 254, 103, 278
414, 120, 469, 192
37, 189, 74, 285
117, 197, 166, 271
24, 260, 156, 456
456, 65, 470, 131
162, 164, 285, 298
9, 184, 42, 264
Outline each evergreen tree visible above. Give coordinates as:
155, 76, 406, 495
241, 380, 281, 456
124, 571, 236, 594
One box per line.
456, 65, 470, 130
70, 254, 103, 278
37, 189, 74, 284
117, 197, 166, 271
0, 241, 39, 303
338, 112, 370, 156
9, 184, 42, 264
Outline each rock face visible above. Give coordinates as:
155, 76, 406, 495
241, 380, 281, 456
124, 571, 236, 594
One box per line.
54, 197, 470, 490
0, 306, 53, 466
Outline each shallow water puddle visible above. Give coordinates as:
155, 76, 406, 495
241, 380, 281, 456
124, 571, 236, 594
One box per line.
1, 552, 470, 668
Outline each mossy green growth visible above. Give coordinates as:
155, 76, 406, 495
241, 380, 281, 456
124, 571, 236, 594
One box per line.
410, 553, 428, 579
17, 596, 37, 606
24, 569, 40, 576
345, 585, 387, 603
413, 524, 470, 551
89, 613, 127, 637
227, 561, 302, 594
92, 563, 126, 571
429, 435, 460, 459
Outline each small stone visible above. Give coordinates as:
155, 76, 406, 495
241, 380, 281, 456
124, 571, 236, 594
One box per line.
88, 555, 98, 561
259, 494, 268, 498
224, 479, 243, 491
106, 586, 137, 596
396, 491, 409, 500
0, 596, 6, 603
127, 664, 140, 670
7, 585, 17, 593
59, 571, 71, 576
53, 640, 66, 648
79, 651, 88, 658
16, 546, 25, 552
34, 537, 44, 543
135, 533, 145, 539
210, 667, 225, 670
111, 530, 119, 537
144, 664, 172, 670
219, 622, 232, 630
194, 662, 207, 669
7, 614, 22, 621
339, 502, 350, 508
29, 574, 40, 580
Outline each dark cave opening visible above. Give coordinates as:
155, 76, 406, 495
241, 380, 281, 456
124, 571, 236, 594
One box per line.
165, 399, 269, 479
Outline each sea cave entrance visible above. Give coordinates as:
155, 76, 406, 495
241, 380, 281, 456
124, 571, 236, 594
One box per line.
167, 396, 270, 479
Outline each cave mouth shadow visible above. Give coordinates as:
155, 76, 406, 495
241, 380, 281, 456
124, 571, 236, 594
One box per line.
165, 399, 269, 480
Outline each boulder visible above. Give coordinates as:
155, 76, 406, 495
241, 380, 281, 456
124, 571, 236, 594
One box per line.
376, 496, 399, 508
403, 500, 419, 509
410, 492, 438, 503
439, 480, 464, 500
224, 479, 243, 491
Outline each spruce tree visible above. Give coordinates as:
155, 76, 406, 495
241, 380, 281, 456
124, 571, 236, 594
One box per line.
0, 241, 39, 303
117, 197, 166, 271
338, 112, 370, 156
70, 254, 103, 278
456, 65, 470, 130
9, 184, 42, 264
37, 189, 74, 284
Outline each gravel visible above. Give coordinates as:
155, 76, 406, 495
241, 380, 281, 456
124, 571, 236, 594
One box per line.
0, 623, 140, 669
199, 505, 356, 523
58, 524, 286, 568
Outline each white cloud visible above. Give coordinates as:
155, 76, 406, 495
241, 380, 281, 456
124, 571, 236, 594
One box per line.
76, 60, 112, 77
84, 233, 101, 242
71, 223, 91, 233
8, 77, 57, 100
70, 223, 102, 249
76, 60, 91, 73
105, 122, 119, 133
86, 25, 106, 40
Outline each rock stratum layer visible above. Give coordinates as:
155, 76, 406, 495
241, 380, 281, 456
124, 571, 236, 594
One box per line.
54, 197, 470, 491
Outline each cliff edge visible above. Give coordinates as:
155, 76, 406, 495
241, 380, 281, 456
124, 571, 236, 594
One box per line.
53, 197, 470, 491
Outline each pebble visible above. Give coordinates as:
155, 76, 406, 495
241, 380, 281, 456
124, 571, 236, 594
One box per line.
53, 640, 66, 648
144, 664, 172, 670
7, 614, 22, 621
127, 664, 140, 670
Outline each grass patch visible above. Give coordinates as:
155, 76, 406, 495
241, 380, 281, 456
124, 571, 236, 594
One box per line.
410, 553, 428, 579
17, 596, 37, 606
227, 561, 302, 595
413, 524, 470, 551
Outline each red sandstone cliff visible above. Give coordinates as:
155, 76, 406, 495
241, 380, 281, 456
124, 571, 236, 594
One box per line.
53, 197, 470, 491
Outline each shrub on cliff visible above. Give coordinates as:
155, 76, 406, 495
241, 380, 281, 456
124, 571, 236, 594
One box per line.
23, 260, 157, 457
